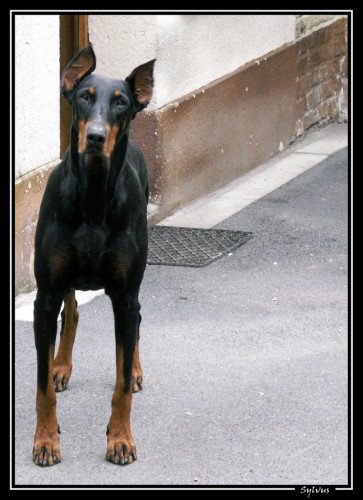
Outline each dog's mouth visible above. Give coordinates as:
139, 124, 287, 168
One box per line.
85, 142, 105, 156
84, 151, 110, 173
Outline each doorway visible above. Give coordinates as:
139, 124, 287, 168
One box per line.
59, 15, 89, 158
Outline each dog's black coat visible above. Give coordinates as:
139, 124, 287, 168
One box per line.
32, 45, 155, 466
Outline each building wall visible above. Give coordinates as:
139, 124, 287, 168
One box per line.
295, 17, 348, 135
155, 14, 296, 108
296, 14, 345, 37
89, 14, 296, 109
128, 16, 349, 221
15, 15, 60, 178
15, 14, 60, 293
88, 14, 158, 106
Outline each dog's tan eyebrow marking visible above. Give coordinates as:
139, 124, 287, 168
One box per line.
89, 87, 95, 95
114, 90, 121, 97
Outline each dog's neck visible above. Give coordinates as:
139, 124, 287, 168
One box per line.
70, 125, 129, 225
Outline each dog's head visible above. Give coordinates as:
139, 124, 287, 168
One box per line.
60, 45, 155, 157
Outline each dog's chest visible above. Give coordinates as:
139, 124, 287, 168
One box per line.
70, 221, 140, 291
75, 220, 105, 254
70, 222, 110, 288
72, 224, 105, 285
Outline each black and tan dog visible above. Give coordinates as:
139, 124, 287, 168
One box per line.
32, 45, 155, 466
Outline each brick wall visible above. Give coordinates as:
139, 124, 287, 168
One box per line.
295, 14, 344, 38
295, 17, 348, 137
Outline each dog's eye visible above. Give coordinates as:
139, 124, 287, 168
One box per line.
115, 97, 126, 107
80, 92, 90, 102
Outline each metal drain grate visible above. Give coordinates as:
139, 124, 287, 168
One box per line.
147, 226, 253, 268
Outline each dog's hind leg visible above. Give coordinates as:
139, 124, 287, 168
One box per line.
131, 309, 143, 393
53, 289, 79, 392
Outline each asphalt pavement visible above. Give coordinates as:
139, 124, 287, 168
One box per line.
13, 136, 349, 488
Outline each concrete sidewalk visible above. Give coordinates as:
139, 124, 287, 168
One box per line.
13, 123, 349, 487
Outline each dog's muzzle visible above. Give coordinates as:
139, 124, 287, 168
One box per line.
86, 123, 107, 153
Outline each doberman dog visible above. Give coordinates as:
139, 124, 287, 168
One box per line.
32, 45, 155, 466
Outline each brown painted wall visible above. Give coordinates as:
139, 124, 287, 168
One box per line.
130, 110, 161, 204
155, 43, 298, 215
15, 164, 54, 294
15, 17, 348, 294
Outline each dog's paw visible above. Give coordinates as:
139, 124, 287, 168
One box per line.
33, 427, 61, 466
106, 429, 137, 465
53, 363, 72, 392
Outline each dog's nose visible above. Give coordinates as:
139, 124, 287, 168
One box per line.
87, 124, 107, 146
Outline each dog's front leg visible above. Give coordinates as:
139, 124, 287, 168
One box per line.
106, 292, 139, 465
33, 290, 63, 466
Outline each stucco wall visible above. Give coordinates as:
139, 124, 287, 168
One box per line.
15, 15, 60, 178
88, 14, 158, 105
89, 14, 296, 109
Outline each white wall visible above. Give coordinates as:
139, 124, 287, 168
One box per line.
89, 15, 158, 91
89, 14, 296, 109
15, 15, 60, 178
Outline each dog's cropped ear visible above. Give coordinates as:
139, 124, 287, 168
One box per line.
61, 45, 96, 103
126, 59, 156, 115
